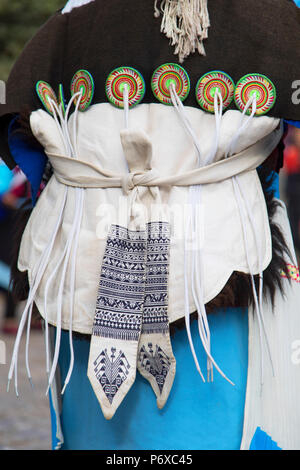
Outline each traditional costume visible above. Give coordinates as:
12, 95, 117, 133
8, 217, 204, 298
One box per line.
1, 0, 300, 450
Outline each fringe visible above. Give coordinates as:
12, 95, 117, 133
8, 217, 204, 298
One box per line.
170, 165, 292, 336
154, 0, 210, 63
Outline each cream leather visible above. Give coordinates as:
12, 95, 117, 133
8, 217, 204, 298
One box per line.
18, 102, 281, 334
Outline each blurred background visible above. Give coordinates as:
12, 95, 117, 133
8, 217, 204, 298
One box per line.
0, 0, 300, 451
0, 0, 64, 450
0, 0, 63, 81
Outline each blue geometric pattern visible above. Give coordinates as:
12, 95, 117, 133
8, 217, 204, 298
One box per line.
139, 343, 171, 394
142, 222, 170, 335
137, 222, 172, 395
92, 225, 147, 341
92, 221, 172, 404
94, 347, 130, 404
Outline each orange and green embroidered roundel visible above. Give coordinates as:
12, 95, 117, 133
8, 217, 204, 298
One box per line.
36, 81, 59, 116
105, 67, 145, 108
196, 71, 235, 113
234, 74, 276, 116
151, 63, 190, 105
70, 69, 94, 111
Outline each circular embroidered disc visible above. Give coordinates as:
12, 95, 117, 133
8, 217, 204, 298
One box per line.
106, 67, 145, 108
234, 74, 276, 116
151, 63, 190, 105
70, 69, 94, 111
196, 71, 235, 113
36, 81, 58, 115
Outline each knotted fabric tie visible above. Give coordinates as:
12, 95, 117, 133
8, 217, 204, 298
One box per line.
121, 169, 159, 195
88, 129, 176, 419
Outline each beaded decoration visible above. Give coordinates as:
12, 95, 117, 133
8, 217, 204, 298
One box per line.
196, 71, 235, 113
234, 74, 276, 116
36, 81, 59, 116
151, 63, 190, 105
70, 69, 94, 111
105, 67, 146, 108
280, 264, 300, 283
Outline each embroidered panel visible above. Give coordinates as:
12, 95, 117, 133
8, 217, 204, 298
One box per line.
142, 222, 170, 335
90, 221, 173, 410
139, 343, 172, 394
92, 225, 147, 341
280, 264, 300, 283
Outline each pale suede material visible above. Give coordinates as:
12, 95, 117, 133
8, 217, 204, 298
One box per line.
241, 201, 300, 450
18, 102, 281, 335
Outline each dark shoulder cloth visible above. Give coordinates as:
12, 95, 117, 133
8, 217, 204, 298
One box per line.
1, 0, 300, 167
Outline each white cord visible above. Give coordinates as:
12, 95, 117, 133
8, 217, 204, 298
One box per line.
9, 87, 85, 395
123, 84, 129, 130
225, 94, 257, 160
183, 200, 205, 382
170, 84, 202, 165
72, 92, 83, 158
46, 186, 82, 394
170, 84, 233, 383
25, 303, 34, 388
42, 191, 68, 378
7, 187, 67, 394
226, 95, 275, 384
232, 176, 265, 386
193, 185, 213, 379
204, 91, 223, 166
190, 185, 234, 385
61, 188, 85, 394
234, 176, 275, 378
46, 92, 84, 393
49, 99, 69, 155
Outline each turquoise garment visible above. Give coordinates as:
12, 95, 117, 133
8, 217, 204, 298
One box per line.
49, 389, 61, 451
54, 308, 249, 450
0, 161, 13, 195
268, 172, 280, 199
250, 428, 282, 450
49, 174, 283, 450
0, 261, 10, 290
0, 161, 13, 220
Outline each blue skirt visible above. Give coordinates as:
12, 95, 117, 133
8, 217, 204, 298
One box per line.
54, 307, 249, 450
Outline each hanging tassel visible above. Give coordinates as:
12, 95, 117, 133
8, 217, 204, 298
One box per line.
154, 0, 210, 63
